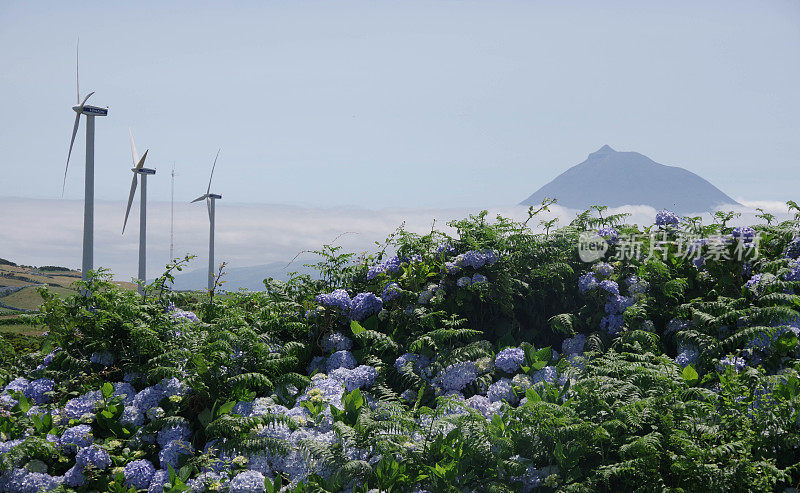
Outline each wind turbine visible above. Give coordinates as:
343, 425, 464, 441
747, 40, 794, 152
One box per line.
63, 38, 108, 285
122, 130, 155, 294
191, 150, 222, 291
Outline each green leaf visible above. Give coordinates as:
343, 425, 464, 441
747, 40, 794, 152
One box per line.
776, 331, 799, 352
350, 320, 366, 335
217, 401, 236, 417
102, 382, 114, 399
681, 364, 699, 383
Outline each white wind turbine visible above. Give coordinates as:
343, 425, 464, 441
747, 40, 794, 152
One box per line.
63, 38, 108, 285
191, 150, 222, 291
122, 130, 155, 294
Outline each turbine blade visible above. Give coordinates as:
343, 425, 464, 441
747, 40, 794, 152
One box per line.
191, 194, 207, 203
63, 112, 81, 195
135, 149, 148, 171
80, 91, 94, 107
129, 128, 139, 166
122, 173, 138, 234
206, 148, 220, 195
206, 197, 212, 222
76, 37, 80, 104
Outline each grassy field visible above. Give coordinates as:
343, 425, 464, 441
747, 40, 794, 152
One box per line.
1, 285, 75, 310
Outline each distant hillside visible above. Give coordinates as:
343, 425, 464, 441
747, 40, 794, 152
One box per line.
521, 145, 739, 213
166, 261, 319, 291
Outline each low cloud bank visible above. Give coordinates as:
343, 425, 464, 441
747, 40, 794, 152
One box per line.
0, 198, 794, 281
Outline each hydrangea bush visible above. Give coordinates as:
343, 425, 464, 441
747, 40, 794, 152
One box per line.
1, 204, 800, 491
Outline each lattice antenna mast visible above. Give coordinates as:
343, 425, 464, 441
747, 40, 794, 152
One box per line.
170, 162, 176, 260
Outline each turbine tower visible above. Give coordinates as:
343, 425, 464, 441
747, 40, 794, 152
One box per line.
63, 38, 108, 285
191, 150, 222, 291
122, 130, 155, 294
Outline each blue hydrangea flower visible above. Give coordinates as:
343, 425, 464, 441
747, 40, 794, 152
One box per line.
593, 262, 614, 278
63, 390, 101, 419
124, 459, 156, 490
471, 274, 488, 285
435, 242, 456, 255
675, 345, 699, 368
333, 365, 378, 392
60, 425, 93, 454
76, 445, 112, 470
321, 332, 353, 353
384, 256, 402, 273
456, 276, 472, 287
229, 470, 266, 493
366, 263, 386, 280
495, 347, 525, 373
326, 350, 357, 372
63, 465, 86, 487
562, 334, 587, 355
444, 261, 460, 274
783, 258, 800, 282
717, 355, 746, 372
438, 362, 478, 391
599, 280, 620, 296
785, 237, 800, 259
487, 378, 517, 404
16, 472, 64, 492
394, 353, 431, 373
460, 250, 497, 269
90, 351, 114, 366
157, 423, 192, 448
148, 469, 170, 493
158, 440, 193, 469
381, 282, 402, 302
655, 209, 679, 226
349, 292, 382, 321
121, 406, 144, 427
732, 226, 756, 242
597, 226, 619, 244
532, 366, 558, 385
601, 313, 624, 335
25, 379, 54, 405
315, 289, 352, 314
605, 295, 633, 315
578, 272, 599, 294
628, 279, 650, 296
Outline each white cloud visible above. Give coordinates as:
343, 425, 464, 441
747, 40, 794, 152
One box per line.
0, 198, 793, 281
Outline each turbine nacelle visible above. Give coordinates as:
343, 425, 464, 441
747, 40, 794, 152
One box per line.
72, 104, 108, 116
209, 193, 222, 199
134, 168, 156, 175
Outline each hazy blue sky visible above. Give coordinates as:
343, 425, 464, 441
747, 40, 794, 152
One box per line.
1, 0, 798, 209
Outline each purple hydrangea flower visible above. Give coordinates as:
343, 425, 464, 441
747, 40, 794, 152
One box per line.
381, 282, 402, 302
63, 391, 101, 419
366, 263, 386, 280
597, 226, 619, 245
157, 423, 192, 448
335, 365, 378, 392
601, 313, 624, 335
326, 350, 357, 372
460, 250, 497, 269
456, 276, 472, 287
495, 347, 525, 373
349, 292, 383, 321
675, 345, 699, 368
124, 459, 156, 490
89, 351, 114, 366
532, 366, 558, 385
25, 379, 54, 405
593, 262, 614, 277
599, 280, 620, 296
785, 237, 800, 259
438, 362, 478, 391
471, 274, 488, 285
315, 289, 352, 314
732, 226, 756, 242
394, 353, 431, 373
578, 273, 598, 294
435, 243, 456, 255
229, 470, 266, 493
717, 355, 746, 372
321, 332, 353, 352
158, 440, 193, 469
384, 256, 402, 273
562, 334, 587, 355
655, 210, 679, 227
60, 425, 94, 454
487, 378, 517, 404
444, 261, 460, 274
76, 445, 112, 470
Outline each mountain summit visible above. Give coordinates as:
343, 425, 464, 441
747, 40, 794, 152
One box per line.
520, 146, 739, 213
